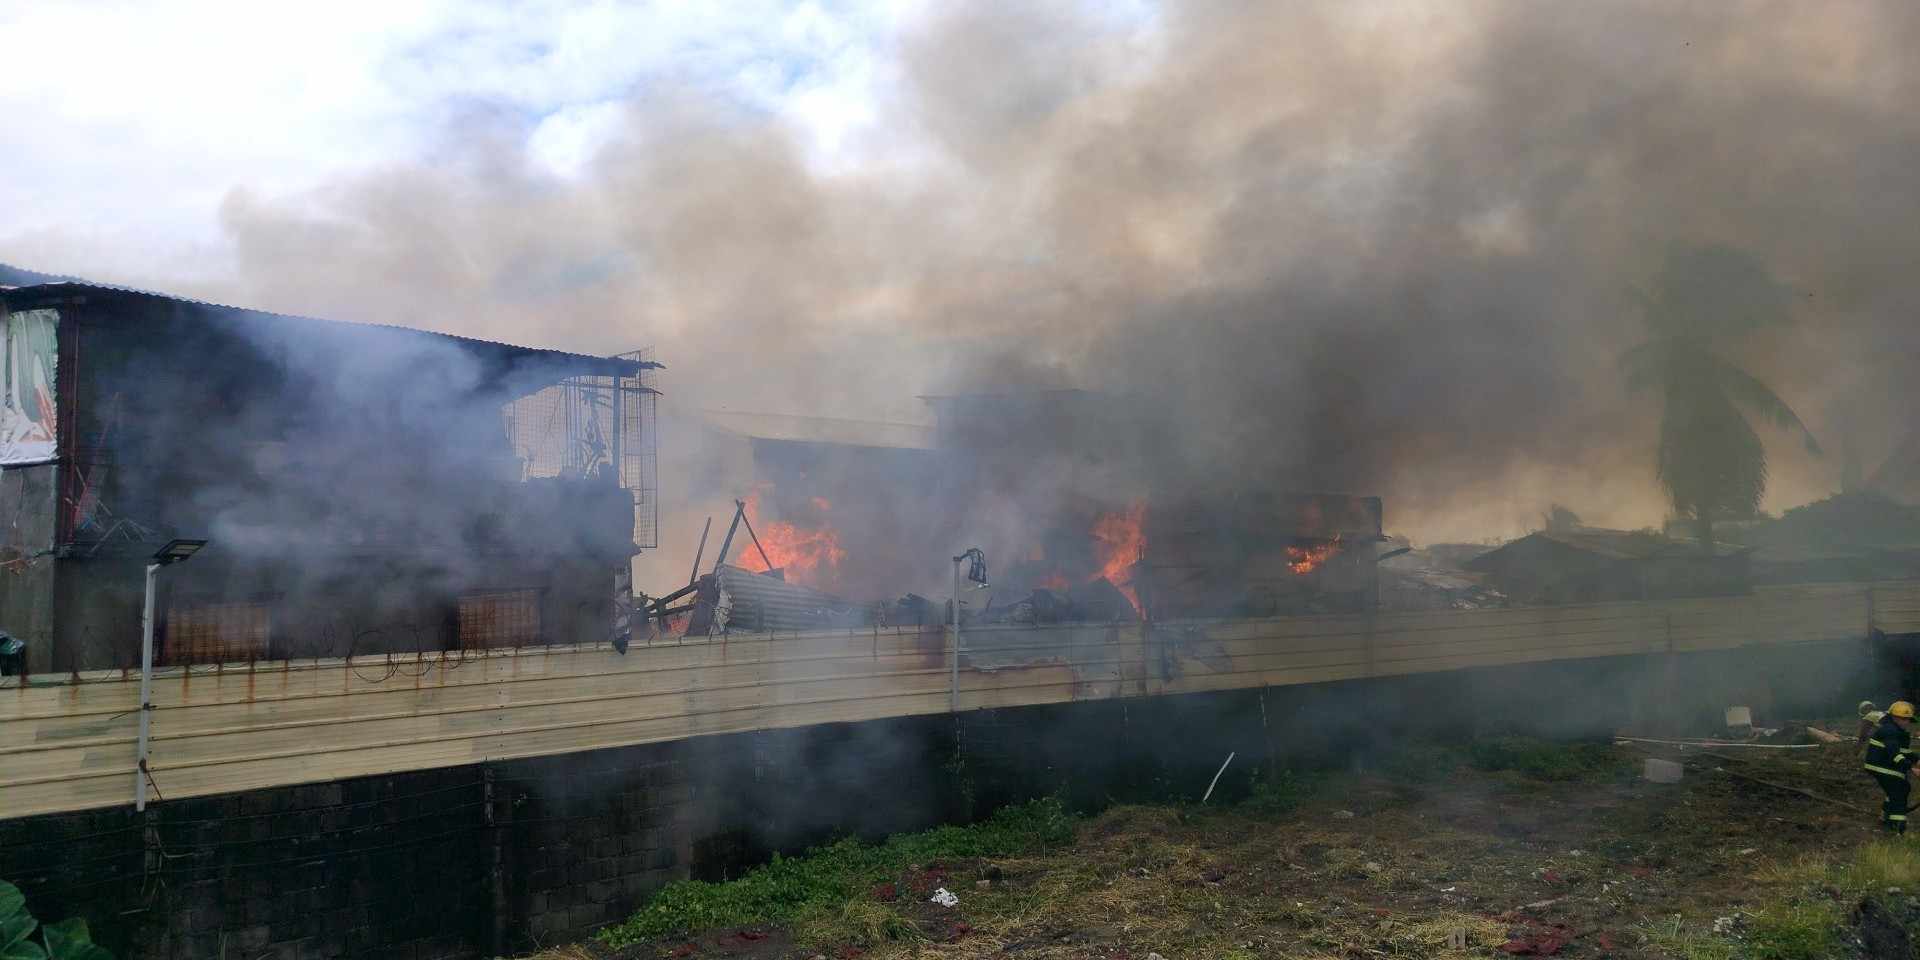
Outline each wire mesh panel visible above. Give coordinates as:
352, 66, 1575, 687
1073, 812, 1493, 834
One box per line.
162, 602, 271, 665
498, 347, 659, 549
457, 589, 543, 649
619, 348, 658, 548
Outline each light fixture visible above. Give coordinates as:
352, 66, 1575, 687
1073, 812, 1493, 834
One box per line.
956, 547, 989, 589
137, 536, 207, 811
949, 547, 989, 713
152, 539, 207, 566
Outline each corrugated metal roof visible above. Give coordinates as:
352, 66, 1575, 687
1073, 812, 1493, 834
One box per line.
697, 408, 935, 450
0, 261, 82, 287
0, 270, 662, 381
1470, 528, 1750, 566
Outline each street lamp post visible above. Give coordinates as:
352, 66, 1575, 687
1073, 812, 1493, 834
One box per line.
136, 538, 207, 812
950, 548, 988, 713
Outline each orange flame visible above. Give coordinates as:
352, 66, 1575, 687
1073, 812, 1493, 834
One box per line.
732, 494, 846, 588
1038, 572, 1071, 592
1090, 500, 1147, 613
1285, 535, 1342, 575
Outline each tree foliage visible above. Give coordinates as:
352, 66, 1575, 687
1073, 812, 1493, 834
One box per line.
0, 881, 111, 960
1623, 246, 1819, 547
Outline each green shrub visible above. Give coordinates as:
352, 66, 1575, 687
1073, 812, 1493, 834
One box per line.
1, 880, 113, 960
597, 797, 1075, 948
1466, 737, 1624, 781
1241, 767, 1319, 815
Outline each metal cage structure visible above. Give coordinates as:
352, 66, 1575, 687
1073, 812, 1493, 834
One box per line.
500, 348, 659, 549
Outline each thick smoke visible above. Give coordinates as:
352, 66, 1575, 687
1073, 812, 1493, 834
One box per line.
198, 1, 1920, 595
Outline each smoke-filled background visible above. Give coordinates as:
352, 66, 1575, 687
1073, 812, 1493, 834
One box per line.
8, 0, 1920, 596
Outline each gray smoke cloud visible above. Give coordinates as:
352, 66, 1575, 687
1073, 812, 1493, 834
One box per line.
201, 1, 1920, 596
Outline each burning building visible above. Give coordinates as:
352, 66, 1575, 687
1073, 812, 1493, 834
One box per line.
636, 388, 1390, 634
0, 272, 657, 674
1135, 492, 1385, 619
653, 407, 938, 597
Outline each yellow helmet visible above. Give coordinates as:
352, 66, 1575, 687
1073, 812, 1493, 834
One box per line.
1893, 701, 1916, 720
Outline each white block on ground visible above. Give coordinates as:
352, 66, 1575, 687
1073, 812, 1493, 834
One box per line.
1644, 758, 1684, 783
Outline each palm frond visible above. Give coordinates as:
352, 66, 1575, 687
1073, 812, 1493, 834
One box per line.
1705, 355, 1823, 456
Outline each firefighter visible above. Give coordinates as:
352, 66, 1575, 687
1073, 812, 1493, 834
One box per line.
1864, 701, 1918, 833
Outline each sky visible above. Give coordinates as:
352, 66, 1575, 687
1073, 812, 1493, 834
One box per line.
0, 0, 943, 287
6, 0, 1918, 553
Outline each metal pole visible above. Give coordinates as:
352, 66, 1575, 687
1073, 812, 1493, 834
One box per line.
135, 562, 158, 811
739, 510, 775, 572
712, 501, 745, 573
688, 516, 713, 586
950, 557, 961, 713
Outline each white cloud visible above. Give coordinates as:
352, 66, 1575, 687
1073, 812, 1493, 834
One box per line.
0, 0, 907, 284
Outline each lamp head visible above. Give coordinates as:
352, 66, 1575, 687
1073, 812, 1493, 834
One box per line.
152, 539, 208, 566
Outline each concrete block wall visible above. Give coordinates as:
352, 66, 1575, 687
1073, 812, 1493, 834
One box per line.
494, 745, 693, 949
0, 768, 488, 960
0, 637, 1881, 960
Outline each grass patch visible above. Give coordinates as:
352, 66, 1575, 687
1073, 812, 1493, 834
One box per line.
1403, 914, 1511, 957
1742, 899, 1842, 960
794, 899, 924, 947
596, 797, 1074, 948
1830, 838, 1920, 893
1642, 917, 1738, 960
1466, 736, 1625, 781
1240, 766, 1320, 816
1650, 841, 1910, 960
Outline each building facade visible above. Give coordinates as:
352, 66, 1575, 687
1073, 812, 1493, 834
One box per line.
0, 276, 657, 674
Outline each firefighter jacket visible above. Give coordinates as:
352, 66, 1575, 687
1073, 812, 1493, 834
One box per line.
1865, 715, 1916, 778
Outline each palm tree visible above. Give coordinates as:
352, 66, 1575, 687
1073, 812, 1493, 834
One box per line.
1621, 246, 1820, 551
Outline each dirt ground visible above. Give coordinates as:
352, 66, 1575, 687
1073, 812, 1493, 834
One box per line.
545, 727, 1920, 960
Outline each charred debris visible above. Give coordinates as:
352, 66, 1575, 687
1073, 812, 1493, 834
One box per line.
636, 490, 1411, 637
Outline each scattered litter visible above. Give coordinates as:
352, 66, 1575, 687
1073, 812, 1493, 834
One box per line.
1441, 886, 1457, 893
1712, 915, 1739, 934
1362, 861, 1384, 874
1500, 923, 1574, 955
1146, 953, 1167, 960
975, 879, 991, 889
1332, 810, 1356, 820
1738, 848, 1758, 856
1566, 849, 1584, 857
1201, 752, 1236, 803
929, 888, 960, 907
1447, 928, 1469, 949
